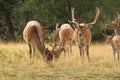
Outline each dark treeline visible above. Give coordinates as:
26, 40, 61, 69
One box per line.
0, 0, 119, 42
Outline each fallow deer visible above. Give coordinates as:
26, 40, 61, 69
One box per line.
106, 13, 120, 61
68, 7, 100, 63
103, 33, 120, 61
52, 23, 74, 57
23, 21, 63, 63
102, 33, 119, 61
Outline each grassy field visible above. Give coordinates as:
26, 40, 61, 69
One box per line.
0, 42, 120, 80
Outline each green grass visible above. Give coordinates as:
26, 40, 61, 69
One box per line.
0, 42, 120, 80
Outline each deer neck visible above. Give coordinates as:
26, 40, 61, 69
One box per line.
34, 40, 46, 55
79, 35, 86, 43
110, 40, 114, 48
109, 37, 118, 52
78, 33, 87, 48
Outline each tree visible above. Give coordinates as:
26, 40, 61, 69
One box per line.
0, 0, 120, 41
0, 0, 19, 40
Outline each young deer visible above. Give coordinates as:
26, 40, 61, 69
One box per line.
102, 33, 119, 61
68, 7, 100, 63
52, 23, 74, 57
23, 21, 63, 63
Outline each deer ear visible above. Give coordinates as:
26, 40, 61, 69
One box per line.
111, 33, 115, 37
43, 29, 51, 33
53, 30, 55, 32
86, 24, 93, 29
56, 28, 61, 31
102, 33, 107, 38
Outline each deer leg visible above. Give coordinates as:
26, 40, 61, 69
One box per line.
67, 46, 70, 57
82, 49, 84, 63
64, 47, 66, 57
65, 46, 69, 57
70, 43, 72, 54
67, 45, 70, 57
118, 52, 119, 61
114, 53, 115, 62
113, 51, 116, 62
68, 47, 70, 57
78, 45, 83, 64
86, 45, 90, 63
31, 46, 35, 63
28, 42, 32, 63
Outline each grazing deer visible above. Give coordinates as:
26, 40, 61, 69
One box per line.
68, 7, 100, 63
23, 21, 63, 63
52, 23, 74, 57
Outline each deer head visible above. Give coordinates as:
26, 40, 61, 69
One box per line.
44, 44, 63, 63
103, 33, 115, 44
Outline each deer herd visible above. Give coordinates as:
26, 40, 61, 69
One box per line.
23, 7, 120, 64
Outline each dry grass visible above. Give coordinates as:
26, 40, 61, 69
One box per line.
0, 42, 120, 80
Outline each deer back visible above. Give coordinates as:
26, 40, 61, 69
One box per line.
103, 33, 114, 44
23, 21, 45, 52
59, 24, 74, 46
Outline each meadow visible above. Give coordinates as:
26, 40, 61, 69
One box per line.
0, 42, 120, 80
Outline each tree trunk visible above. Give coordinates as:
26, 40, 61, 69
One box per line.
5, 14, 15, 41
66, 0, 71, 20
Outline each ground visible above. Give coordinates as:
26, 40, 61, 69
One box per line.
0, 42, 120, 80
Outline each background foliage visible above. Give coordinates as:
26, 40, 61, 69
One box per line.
0, 0, 119, 42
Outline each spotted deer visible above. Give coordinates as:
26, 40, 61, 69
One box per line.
23, 21, 63, 63
106, 13, 120, 61
68, 7, 100, 63
102, 33, 119, 61
52, 23, 74, 57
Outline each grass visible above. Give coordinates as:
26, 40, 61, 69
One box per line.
0, 42, 120, 80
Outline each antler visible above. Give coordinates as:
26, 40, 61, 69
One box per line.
55, 23, 59, 30
71, 7, 76, 22
51, 23, 63, 55
87, 7, 100, 25
117, 12, 120, 19
52, 23, 59, 44
68, 7, 79, 28
51, 42, 57, 52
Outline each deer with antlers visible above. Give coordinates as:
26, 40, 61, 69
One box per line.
68, 7, 100, 63
52, 23, 74, 57
23, 21, 63, 63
